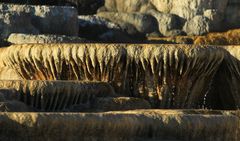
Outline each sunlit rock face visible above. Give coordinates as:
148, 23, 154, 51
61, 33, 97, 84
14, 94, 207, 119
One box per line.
0, 44, 225, 108
0, 80, 115, 111
207, 46, 240, 110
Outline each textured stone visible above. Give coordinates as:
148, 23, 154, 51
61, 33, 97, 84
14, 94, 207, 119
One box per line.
183, 15, 210, 36
0, 110, 238, 141
78, 15, 134, 42
0, 44, 225, 108
147, 9, 184, 36
0, 80, 115, 111
7, 33, 88, 44
103, 0, 153, 13
0, 0, 104, 15
0, 11, 39, 39
151, 0, 228, 20
0, 4, 78, 38
97, 12, 158, 35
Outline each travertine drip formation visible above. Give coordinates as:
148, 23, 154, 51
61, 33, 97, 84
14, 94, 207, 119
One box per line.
0, 44, 225, 108
0, 80, 115, 111
207, 46, 240, 109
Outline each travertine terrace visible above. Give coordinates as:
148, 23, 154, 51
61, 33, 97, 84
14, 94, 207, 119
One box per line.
0, 1, 240, 141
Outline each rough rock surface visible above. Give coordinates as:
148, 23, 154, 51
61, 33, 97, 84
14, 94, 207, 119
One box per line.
78, 15, 134, 42
0, 4, 78, 39
151, 0, 228, 20
0, 0, 104, 15
0, 44, 224, 108
183, 15, 210, 36
0, 110, 238, 141
97, 12, 158, 35
0, 80, 115, 111
147, 9, 185, 36
7, 33, 88, 44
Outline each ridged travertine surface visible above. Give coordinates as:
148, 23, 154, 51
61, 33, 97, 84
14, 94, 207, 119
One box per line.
0, 44, 225, 108
0, 110, 239, 141
207, 46, 240, 109
0, 80, 115, 111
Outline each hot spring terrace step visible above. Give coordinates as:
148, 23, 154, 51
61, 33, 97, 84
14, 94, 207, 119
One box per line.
0, 110, 239, 141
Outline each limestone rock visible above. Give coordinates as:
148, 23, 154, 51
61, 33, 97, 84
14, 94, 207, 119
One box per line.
151, 0, 228, 20
78, 15, 134, 42
0, 0, 104, 15
92, 97, 151, 111
0, 4, 78, 39
97, 12, 158, 35
103, 0, 153, 13
147, 9, 185, 36
0, 11, 39, 39
0, 80, 116, 111
203, 9, 224, 31
0, 44, 225, 109
0, 110, 238, 141
7, 33, 88, 44
0, 67, 22, 80
183, 15, 210, 36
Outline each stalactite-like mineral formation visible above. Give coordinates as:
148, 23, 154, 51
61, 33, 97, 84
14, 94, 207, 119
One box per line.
0, 44, 225, 108
0, 80, 115, 111
207, 46, 240, 110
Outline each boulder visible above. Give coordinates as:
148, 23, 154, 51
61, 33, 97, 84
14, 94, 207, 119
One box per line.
97, 12, 158, 35
147, 9, 185, 36
103, 0, 153, 13
151, 0, 228, 20
7, 33, 88, 44
0, 11, 39, 39
183, 15, 210, 36
0, 0, 104, 15
0, 4, 78, 39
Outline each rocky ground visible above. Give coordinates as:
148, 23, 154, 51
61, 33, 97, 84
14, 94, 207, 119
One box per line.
0, 0, 240, 141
